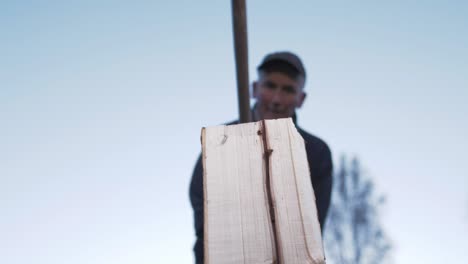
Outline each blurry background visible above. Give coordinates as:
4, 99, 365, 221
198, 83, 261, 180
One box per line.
1, 1, 467, 263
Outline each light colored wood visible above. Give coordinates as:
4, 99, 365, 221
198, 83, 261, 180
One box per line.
265, 119, 325, 264
203, 118, 324, 264
203, 122, 275, 264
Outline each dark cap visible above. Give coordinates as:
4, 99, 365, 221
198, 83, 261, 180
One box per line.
257, 51, 306, 79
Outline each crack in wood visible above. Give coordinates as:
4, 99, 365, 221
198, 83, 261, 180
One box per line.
260, 120, 281, 263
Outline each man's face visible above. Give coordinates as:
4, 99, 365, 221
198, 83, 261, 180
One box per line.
252, 71, 306, 120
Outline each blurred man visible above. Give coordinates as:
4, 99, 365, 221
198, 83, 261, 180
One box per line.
189, 51, 333, 264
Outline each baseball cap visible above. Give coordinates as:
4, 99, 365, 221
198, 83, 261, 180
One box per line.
257, 51, 306, 79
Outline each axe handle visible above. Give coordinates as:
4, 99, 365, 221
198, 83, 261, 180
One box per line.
231, 0, 250, 123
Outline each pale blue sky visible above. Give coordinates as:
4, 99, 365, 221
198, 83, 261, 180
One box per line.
1, 1, 467, 263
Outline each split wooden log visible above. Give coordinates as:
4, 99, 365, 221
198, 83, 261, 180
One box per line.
202, 118, 325, 264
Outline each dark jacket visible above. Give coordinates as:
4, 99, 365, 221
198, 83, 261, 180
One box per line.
189, 116, 333, 264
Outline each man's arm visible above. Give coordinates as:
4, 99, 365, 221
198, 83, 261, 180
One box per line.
189, 155, 204, 264
310, 143, 333, 231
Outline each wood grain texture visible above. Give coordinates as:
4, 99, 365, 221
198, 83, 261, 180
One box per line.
265, 119, 325, 264
203, 118, 324, 264
203, 122, 275, 264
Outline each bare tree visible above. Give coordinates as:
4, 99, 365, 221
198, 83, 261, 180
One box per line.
324, 155, 392, 264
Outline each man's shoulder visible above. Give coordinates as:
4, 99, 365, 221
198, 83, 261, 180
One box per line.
296, 126, 331, 154
225, 119, 239, 126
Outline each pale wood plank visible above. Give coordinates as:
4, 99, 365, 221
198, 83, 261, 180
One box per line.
203, 119, 325, 264
203, 122, 276, 264
265, 118, 325, 264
